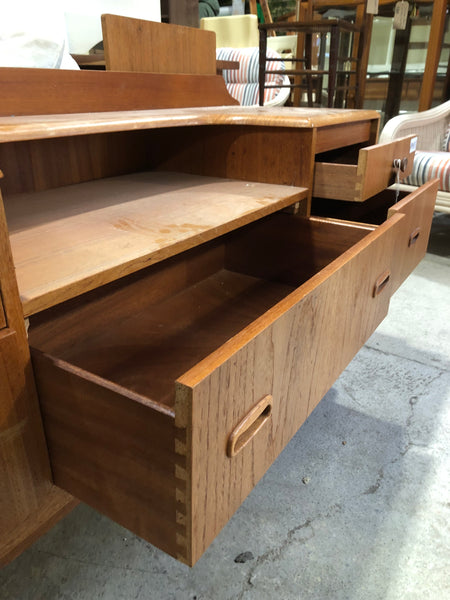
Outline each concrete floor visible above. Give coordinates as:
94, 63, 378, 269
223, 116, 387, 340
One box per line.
1, 214, 449, 600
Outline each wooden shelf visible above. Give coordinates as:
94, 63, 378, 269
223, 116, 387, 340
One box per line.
0, 105, 380, 144
4, 171, 307, 317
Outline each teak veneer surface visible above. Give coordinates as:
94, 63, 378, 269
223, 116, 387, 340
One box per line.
102, 14, 217, 76
5, 171, 307, 317
0, 106, 379, 144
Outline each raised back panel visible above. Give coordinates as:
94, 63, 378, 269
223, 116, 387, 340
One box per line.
102, 14, 217, 75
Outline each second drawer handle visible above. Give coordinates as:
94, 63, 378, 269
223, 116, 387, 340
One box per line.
227, 395, 273, 458
409, 227, 421, 246
373, 270, 391, 297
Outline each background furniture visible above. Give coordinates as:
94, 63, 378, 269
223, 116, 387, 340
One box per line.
217, 46, 290, 106
200, 14, 259, 47
258, 18, 367, 108
380, 99, 450, 213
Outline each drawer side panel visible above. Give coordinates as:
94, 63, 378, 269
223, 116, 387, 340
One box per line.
32, 351, 179, 560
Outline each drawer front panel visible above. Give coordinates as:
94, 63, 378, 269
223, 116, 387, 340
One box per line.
314, 135, 416, 202
175, 213, 404, 565
387, 179, 438, 292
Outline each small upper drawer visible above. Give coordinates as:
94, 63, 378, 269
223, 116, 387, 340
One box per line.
313, 135, 417, 202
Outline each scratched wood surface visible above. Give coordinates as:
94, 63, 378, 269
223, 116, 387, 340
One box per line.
5, 171, 307, 317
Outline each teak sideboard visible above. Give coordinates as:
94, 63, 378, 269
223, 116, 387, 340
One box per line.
0, 68, 437, 567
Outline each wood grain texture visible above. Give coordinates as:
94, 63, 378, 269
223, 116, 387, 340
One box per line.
102, 14, 216, 75
0, 68, 237, 119
0, 103, 379, 145
357, 135, 416, 201
0, 487, 76, 567
315, 120, 373, 153
313, 162, 358, 202
29, 240, 295, 410
32, 349, 180, 560
28, 211, 402, 565
0, 192, 75, 566
314, 135, 416, 202
387, 179, 438, 292
175, 212, 405, 565
0, 131, 153, 195
150, 125, 316, 212
0, 297, 6, 329
5, 171, 307, 316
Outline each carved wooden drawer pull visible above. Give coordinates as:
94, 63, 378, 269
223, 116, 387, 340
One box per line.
409, 227, 421, 246
373, 270, 391, 297
227, 395, 273, 458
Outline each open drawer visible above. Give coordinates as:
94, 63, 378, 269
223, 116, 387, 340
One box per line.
28, 184, 432, 566
313, 135, 417, 202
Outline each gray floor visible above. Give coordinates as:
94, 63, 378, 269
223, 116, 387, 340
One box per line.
1, 214, 449, 600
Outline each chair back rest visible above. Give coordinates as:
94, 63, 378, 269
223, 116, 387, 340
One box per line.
200, 15, 259, 48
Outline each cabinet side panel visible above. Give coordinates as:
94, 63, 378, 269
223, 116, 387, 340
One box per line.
0, 191, 74, 567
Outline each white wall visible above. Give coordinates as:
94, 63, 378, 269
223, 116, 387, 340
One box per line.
64, 0, 161, 53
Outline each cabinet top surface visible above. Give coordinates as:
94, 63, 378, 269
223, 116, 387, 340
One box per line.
0, 106, 379, 143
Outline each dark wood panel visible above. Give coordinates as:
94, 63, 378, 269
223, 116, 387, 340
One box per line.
32, 349, 180, 560
0, 68, 237, 117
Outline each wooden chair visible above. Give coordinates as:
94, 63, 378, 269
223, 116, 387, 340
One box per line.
258, 2, 372, 109
101, 14, 217, 75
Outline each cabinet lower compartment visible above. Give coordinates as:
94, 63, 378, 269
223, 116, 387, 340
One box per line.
30, 211, 402, 565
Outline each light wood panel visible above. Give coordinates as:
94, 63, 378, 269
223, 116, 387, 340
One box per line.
5, 171, 307, 317
0, 103, 379, 144
315, 120, 374, 154
102, 14, 215, 75
314, 135, 416, 202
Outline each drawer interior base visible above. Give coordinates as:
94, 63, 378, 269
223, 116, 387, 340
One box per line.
29, 213, 372, 411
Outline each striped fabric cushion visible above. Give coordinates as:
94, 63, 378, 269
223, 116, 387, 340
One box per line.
404, 150, 450, 192
216, 47, 285, 105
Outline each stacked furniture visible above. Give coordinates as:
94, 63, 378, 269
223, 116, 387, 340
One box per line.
0, 65, 437, 567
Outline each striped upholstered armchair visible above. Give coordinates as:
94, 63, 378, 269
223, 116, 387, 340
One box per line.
380, 100, 450, 214
216, 47, 290, 107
